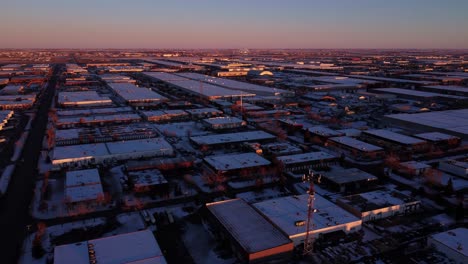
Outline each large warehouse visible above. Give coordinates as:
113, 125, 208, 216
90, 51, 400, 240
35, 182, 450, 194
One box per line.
52, 138, 174, 169
107, 82, 168, 107
206, 199, 294, 263
253, 194, 362, 246
384, 109, 468, 139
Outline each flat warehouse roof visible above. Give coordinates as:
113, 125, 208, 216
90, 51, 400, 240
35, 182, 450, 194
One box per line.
322, 167, 378, 185
57, 113, 141, 124
430, 228, 468, 258
204, 152, 271, 171
423, 85, 468, 93
58, 91, 113, 105
53, 138, 173, 161
65, 169, 101, 187
413, 132, 459, 142
206, 199, 292, 254
363, 129, 426, 145
108, 83, 167, 102
385, 109, 468, 137
253, 194, 361, 237
57, 107, 134, 116
338, 189, 419, 212
276, 152, 336, 165
65, 184, 104, 203
373, 88, 466, 99
190, 130, 275, 145
175, 72, 291, 96
328, 136, 383, 152
203, 116, 243, 125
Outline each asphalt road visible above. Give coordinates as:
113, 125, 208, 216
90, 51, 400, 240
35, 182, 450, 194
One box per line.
0, 65, 60, 263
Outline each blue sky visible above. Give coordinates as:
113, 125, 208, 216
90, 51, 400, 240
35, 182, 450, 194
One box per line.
1, 0, 467, 48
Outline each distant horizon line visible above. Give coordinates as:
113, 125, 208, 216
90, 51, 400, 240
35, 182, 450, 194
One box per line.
1, 47, 468, 51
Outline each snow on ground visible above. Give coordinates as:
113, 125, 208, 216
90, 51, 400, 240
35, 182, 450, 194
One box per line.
19, 217, 106, 264
11, 131, 28, 162
181, 221, 235, 264
37, 151, 52, 174
361, 226, 381, 242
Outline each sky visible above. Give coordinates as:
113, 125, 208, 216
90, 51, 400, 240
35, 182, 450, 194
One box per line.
1, 0, 467, 49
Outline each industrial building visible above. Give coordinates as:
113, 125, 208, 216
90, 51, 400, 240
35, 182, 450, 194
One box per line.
337, 189, 421, 222
185, 108, 224, 119
57, 91, 113, 108
128, 169, 169, 194
204, 152, 271, 178
384, 109, 468, 139
361, 129, 429, 153
56, 113, 142, 128
205, 199, 294, 263
64, 169, 104, 205
428, 228, 467, 264
202, 116, 246, 130
413, 132, 461, 150
52, 138, 174, 169
54, 229, 167, 264
190, 131, 276, 148
326, 136, 385, 161
141, 110, 189, 123
253, 194, 362, 246
0, 110, 14, 131
275, 152, 337, 172
317, 166, 378, 192
107, 83, 168, 107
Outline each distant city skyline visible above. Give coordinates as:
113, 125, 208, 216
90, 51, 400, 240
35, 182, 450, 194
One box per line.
1, 0, 468, 49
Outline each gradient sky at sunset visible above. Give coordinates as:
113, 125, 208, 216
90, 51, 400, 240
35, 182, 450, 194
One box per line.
1, 0, 467, 49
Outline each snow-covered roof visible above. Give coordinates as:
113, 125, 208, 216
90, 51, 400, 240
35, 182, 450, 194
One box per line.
423, 85, 468, 93
108, 83, 168, 103
363, 129, 426, 145
202, 116, 243, 125
385, 109, 468, 137
129, 169, 168, 188
65, 169, 101, 188
57, 113, 142, 125
185, 108, 223, 116
430, 228, 468, 258
65, 184, 104, 203
53, 138, 174, 162
322, 167, 378, 185
190, 131, 275, 146
373, 88, 466, 99
175, 72, 292, 96
253, 194, 361, 237
329, 136, 383, 152
305, 125, 343, 137
399, 161, 431, 170
54, 230, 167, 264
206, 199, 292, 253
58, 91, 112, 106
413, 132, 460, 142
204, 152, 270, 171
338, 189, 419, 213
276, 152, 336, 165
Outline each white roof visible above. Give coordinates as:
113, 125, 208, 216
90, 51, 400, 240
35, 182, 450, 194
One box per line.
329, 136, 383, 151
205, 152, 270, 171
413, 132, 460, 142
55, 230, 167, 264
57, 113, 141, 125
53, 138, 173, 161
423, 85, 468, 93
108, 83, 167, 102
399, 161, 431, 170
339, 189, 418, 213
190, 131, 275, 145
54, 242, 89, 264
203, 116, 243, 125
364, 129, 426, 145
322, 167, 378, 185
276, 152, 336, 165
106, 138, 173, 156
58, 91, 112, 105
175, 72, 291, 96
143, 72, 256, 99
430, 228, 468, 257
207, 199, 292, 253
91, 230, 165, 264
65, 184, 104, 203
305, 125, 342, 137
253, 194, 361, 237
184, 108, 223, 115
386, 109, 468, 137
65, 169, 101, 188
374, 88, 466, 99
